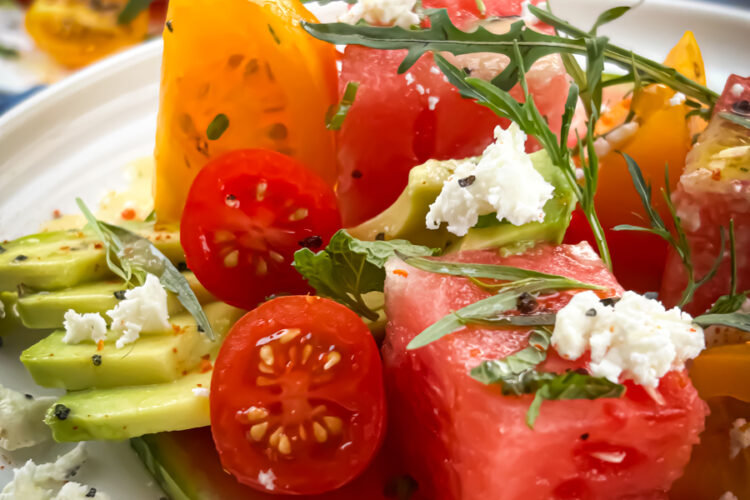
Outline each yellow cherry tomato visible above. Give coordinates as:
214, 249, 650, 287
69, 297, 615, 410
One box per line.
25, 0, 149, 69
153, 0, 339, 222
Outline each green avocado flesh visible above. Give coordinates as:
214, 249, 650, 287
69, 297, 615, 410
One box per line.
348, 150, 575, 253
15, 271, 213, 329
132, 429, 257, 500
0, 222, 182, 292
44, 303, 244, 442
22, 302, 241, 391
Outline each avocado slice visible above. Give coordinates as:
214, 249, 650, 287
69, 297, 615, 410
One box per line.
46, 371, 213, 442
15, 272, 214, 330
21, 302, 241, 391
0, 291, 20, 335
0, 222, 183, 292
348, 150, 575, 253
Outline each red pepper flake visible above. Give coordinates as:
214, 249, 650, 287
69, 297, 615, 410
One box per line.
121, 208, 136, 220
155, 234, 163, 241
201, 354, 211, 361
93, 242, 103, 249
172, 348, 178, 354
182, 370, 188, 376
199, 359, 213, 373
689, 328, 696, 332
52, 209, 62, 219
97, 340, 104, 351
172, 324, 182, 334
72, 426, 78, 431
711, 169, 722, 181
60, 246, 70, 251
197, 383, 202, 387
392, 269, 409, 278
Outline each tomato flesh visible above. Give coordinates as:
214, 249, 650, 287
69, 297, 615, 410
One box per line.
210, 296, 386, 495
180, 149, 341, 310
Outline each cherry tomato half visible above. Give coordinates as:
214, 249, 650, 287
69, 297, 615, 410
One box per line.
180, 149, 341, 309
210, 296, 387, 495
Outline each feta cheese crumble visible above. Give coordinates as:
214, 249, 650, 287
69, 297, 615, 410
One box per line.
427, 96, 440, 110
425, 122, 554, 236
729, 418, 750, 459
0, 443, 108, 500
106, 273, 171, 349
719, 493, 739, 500
552, 291, 705, 388
731, 83, 744, 98
0, 384, 55, 451
192, 387, 210, 398
669, 92, 686, 106
338, 0, 419, 29
257, 469, 277, 491
61, 310, 107, 345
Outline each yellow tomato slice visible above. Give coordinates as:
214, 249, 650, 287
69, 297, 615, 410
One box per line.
153, 0, 338, 222
25, 0, 149, 69
690, 343, 750, 402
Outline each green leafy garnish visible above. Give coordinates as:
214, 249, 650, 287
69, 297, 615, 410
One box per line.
326, 82, 360, 131
471, 329, 624, 427
408, 277, 585, 350
693, 312, 750, 331
589, 5, 632, 36
117, 0, 154, 25
613, 154, 724, 308
0, 44, 19, 59
720, 112, 750, 131
76, 199, 214, 340
293, 230, 438, 321
399, 253, 602, 291
206, 114, 229, 141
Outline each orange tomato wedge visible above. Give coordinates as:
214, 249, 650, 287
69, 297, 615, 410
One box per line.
153, 0, 339, 222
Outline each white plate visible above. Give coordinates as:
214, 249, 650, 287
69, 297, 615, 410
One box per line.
0, 0, 748, 497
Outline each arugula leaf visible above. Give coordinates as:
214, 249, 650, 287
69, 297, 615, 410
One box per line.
409, 278, 581, 350
589, 5, 633, 35
302, 7, 717, 106
76, 199, 214, 340
613, 154, 725, 308
693, 312, 750, 331
527, 371, 625, 427
118, 0, 154, 25
399, 254, 602, 291
293, 230, 438, 321
456, 312, 556, 327
326, 82, 359, 130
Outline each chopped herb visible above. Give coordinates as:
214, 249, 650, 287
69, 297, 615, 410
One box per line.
0, 44, 19, 59
298, 235, 323, 249
474, 0, 486, 16
76, 199, 215, 340
613, 155, 724, 308
457, 175, 476, 187
268, 24, 281, 44
293, 230, 438, 321
91, 354, 102, 366
117, 0, 154, 25
206, 114, 230, 141
53, 404, 71, 420
720, 111, 750, 130
326, 81, 360, 130
13, 255, 28, 262
144, 210, 156, 223
165, 19, 173, 32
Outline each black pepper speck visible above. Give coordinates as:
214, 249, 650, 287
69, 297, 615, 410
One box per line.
92, 354, 102, 367
165, 19, 173, 32
113, 290, 127, 300
644, 291, 658, 300
458, 175, 476, 188
86, 487, 97, 497
580, 433, 589, 441
25, 394, 33, 400
600, 297, 620, 307
351, 169, 363, 179
13, 255, 28, 262
53, 404, 71, 420
298, 235, 323, 249
177, 262, 189, 272
585, 308, 597, 317
517, 292, 538, 314
0, 245, 5, 254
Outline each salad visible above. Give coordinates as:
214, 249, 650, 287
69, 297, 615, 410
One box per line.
0, 0, 749, 499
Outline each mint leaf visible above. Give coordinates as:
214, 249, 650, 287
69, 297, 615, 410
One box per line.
293, 230, 438, 321
471, 328, 552, 387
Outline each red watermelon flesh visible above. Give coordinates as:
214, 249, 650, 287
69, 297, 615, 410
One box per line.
383, 243, 708, 500
661, 75, 750, 314
336, 0, 569, 226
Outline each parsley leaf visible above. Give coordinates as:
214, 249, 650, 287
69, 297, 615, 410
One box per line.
76, 198, 214, 340
293, 230, 438, 321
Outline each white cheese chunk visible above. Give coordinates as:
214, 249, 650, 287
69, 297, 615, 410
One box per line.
719, 492, 739, 500
0, 443, 96, 500
257, 469, 276, 491
106, 273, 170, 349
338, 0, 419, 29
731, 83, 744, 98
425, 122, 554, 236
0, 384, 55, 451
669, 92, 686, 106
552, 291, 705, 388
61, 310, 107, 345
192, 387, 210, 398
730, 418, 750, 459
53, 483, 110, 500
428, 96, 440, 110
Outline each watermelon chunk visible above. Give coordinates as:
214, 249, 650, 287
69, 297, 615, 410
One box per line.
383, 243, 708, 500
661, 75, 750, 314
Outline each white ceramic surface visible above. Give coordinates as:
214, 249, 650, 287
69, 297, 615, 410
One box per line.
0, 0, 748, 498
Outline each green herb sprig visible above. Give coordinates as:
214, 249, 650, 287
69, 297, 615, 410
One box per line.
76, 199, 214, 340
293, 230, 438, 321
326, 82, 360, 130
